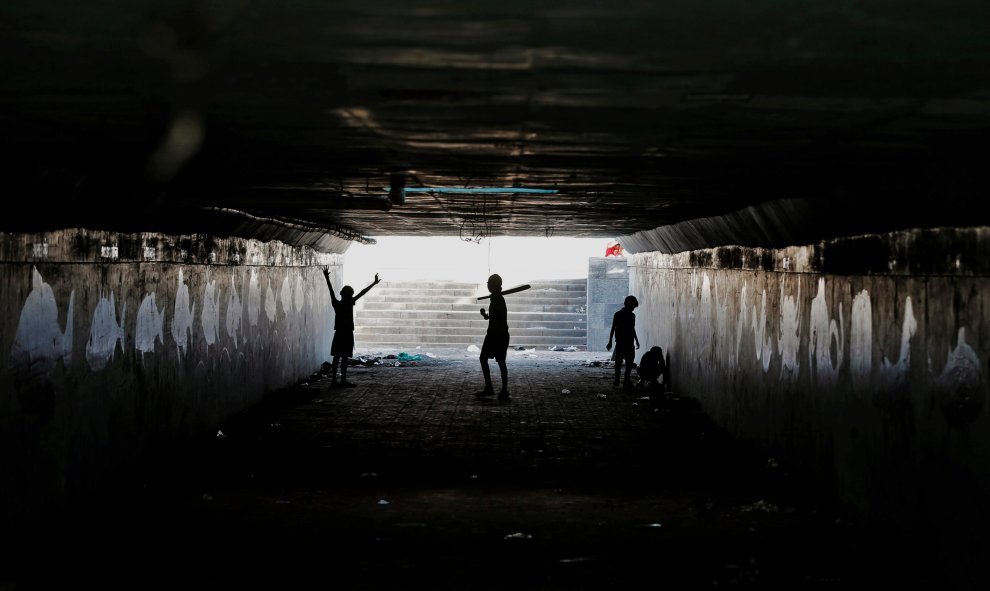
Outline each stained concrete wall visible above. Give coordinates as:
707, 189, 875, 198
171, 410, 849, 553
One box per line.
587, 257, 629, 352
628, 227, 990, 590
0, 229, 343, 528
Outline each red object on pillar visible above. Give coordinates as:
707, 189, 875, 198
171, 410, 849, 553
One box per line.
604, 242, 624, 257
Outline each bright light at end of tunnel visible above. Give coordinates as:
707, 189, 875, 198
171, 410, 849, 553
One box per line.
344, 236, 619, 289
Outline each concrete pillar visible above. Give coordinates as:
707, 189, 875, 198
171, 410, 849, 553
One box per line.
586, 256, 629, 352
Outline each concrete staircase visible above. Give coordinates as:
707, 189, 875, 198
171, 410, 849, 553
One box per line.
353, 279, 587, 350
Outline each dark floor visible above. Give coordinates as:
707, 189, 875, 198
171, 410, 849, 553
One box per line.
4, 350, 949, 590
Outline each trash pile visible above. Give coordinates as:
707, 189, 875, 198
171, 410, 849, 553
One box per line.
548, 345, 580, 352
338, 351, 431, 368
582, 359, 611, 367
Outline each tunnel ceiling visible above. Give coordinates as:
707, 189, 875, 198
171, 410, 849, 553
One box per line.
3, 0, 990, 250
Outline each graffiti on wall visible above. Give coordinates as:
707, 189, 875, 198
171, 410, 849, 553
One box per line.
202, 273, 220, 347
135, 293, 166, 355
265, 279, 277, 323
778, 278, 801, 381
640, 265, 985, 426
226, 275, 244, 348
86, 289, 127, 371
809, 278, 843, 387
279, 275, 292, 320
6, 266, 335, 380
294, 274, 305, 313
172, 269, 195, 354
752, 287, 773, 373
7, 267, 74, 379
699, 273, 713, 362
248, 269, 261, 327
879, 296, 916, 391
933, 327, 983, 424
849, 290, 873, 390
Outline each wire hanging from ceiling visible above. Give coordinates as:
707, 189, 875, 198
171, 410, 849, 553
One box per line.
456, 191, 503, 243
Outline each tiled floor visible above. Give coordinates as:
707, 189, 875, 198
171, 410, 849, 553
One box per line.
5, 349, 947, 590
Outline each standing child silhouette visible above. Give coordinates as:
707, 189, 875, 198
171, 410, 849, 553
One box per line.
607, 295, 640, 389
476, 273, 510, 401
322, 266, 381, 388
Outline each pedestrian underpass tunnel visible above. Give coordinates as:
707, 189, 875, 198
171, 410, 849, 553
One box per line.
2, 1, 990, 589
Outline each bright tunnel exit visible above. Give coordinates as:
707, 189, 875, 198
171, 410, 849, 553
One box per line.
343, 236, 617, 288
340, 236, 627, 354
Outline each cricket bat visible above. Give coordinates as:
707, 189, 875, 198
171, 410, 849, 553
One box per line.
477, 284, 531, 301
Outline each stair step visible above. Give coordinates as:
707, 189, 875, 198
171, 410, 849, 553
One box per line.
354, 308, 588, 323
365, 287, 479, 297
357, 317, 585, 329
362, 293, 586, 303
353, 277, 588, 349
355, 326, 587, 337
355, 335, 588, 345
359, 302, 586, 313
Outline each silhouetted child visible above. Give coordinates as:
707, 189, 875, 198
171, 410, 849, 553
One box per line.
637, 346, 666, 391
322, 266, 381, 388
607, 295, 640, 389
476, 273, 510, 401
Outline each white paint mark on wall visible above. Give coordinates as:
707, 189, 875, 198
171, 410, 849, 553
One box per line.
279, 275, 292, 319
809, 278, 844, 387
735, 282, 749, 366
202, 275, 221, 346
135, 293, 165, 354
226, 274, 243, 348
778, 278, 801, 379
172, 269, 195, 354
932, 327, 983, 422
714, 279, 733, 367
849, 290, 873, 388
265, 279, 277, 323
248, 269, 261, 327
935, 328, 980, 384
752, 288, 773, 373
294, 274, 305, 312
689, 270, 700, 296
698, 273, 713, 361
86, 290, 127, 371
7, 267, 74, 378
880, 296, 916, 383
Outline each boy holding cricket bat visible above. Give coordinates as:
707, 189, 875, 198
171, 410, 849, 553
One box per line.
476, 273, 511, 401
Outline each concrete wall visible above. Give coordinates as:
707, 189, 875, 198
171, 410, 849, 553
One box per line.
587, 257, 629, 352
0, 229, 343, 527
628, 226, 990, 589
